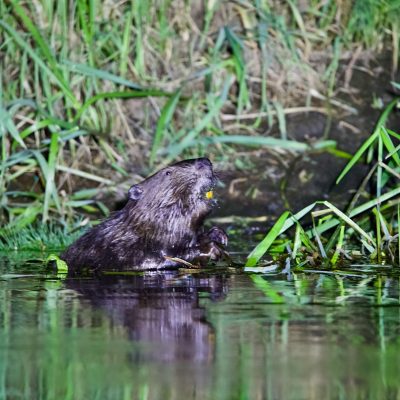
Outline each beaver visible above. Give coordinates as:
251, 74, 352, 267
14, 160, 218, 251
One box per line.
61, 158, 228, 273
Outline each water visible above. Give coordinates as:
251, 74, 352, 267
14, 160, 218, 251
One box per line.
1, 254, 400, 399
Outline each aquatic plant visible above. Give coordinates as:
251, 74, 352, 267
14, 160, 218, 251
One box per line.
246, 100, 400, 268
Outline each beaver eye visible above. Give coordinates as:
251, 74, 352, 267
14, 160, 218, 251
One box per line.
165, 170, 171, 176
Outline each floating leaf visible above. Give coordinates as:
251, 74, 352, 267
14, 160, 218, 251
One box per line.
46, 254, 68, 273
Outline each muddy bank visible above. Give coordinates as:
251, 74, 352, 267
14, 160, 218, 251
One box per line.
215, 54, 399, 220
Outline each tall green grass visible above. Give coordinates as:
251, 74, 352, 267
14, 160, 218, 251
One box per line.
0, 0, 399, 228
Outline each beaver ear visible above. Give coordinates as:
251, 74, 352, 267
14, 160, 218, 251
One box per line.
128, 185, 143, 201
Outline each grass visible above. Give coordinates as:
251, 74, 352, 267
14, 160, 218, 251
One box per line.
0, 0, 399, 228
0, 221, 84, 251
246, 101, 400, 269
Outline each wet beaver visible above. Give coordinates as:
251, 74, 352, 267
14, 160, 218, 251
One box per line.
61, 158, 228, 273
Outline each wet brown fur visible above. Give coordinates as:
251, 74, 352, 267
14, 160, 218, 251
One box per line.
61, 158, 227, 273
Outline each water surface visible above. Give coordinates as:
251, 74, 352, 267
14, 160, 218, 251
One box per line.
1, 254, 400, 399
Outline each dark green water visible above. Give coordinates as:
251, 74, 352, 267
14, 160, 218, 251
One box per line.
1, 254, 400, 399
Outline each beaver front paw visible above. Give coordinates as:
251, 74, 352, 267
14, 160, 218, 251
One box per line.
199, 241, 229, 261
197, 226, 229, 263
206, 227, 228, 247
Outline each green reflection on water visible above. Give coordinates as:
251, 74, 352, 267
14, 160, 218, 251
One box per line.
206, 274, 400, 400
0, 255, 400, 399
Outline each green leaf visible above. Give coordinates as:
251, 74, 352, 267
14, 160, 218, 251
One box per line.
56, 165, 114, 185
321, 201, 375, 247
74, 89, 171, 122
43, 132, 61, 221
331, 225, 345, 265
62, 60, 142, 89
46, 254, 69, 273
195, 135, 336, 152
150, 89, 182, 165
336, 128, 379, 184
0, 106, 26, 148
380, 127, 400, 167
2, 7, 79, 107
245, 211, 290, 267
313, 187, 400, 236
336, 99, 399, 184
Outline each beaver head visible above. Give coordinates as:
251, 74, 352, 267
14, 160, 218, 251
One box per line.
123, 157, 218, 245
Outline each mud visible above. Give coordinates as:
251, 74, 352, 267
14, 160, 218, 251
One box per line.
215, 53, 400, 221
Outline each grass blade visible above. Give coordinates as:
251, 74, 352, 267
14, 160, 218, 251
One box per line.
336, 99, 399, 184
245, 211, 290, 267
331, 225, 345, 265
225, 27, 249, 113
119, 10, 133, 78
380, 127, 400, 167
56, 165, 114, 185
43, 132, 61, 221
321, 201, 375, 246
195, 135, 336, 152
398, 204, 400, 265
280, 202, 317, 233
150, 89, 181, 165
385, 128, 400, 141
14, 119, 54, 149
314, 188, 400, 236
62, 60, 142, 89
336, 128, 379, 183
4, 4, 79, 107
74, 89, 171, 122
313, 225, 327, 259
0, 106, 26, 148
292, 223, 301, 260
2, 206, 41, 231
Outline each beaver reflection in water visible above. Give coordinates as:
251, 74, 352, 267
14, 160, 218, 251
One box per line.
61, 158, 228, 273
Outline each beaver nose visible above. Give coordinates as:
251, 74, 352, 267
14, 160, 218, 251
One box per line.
195, 158, 212, 170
